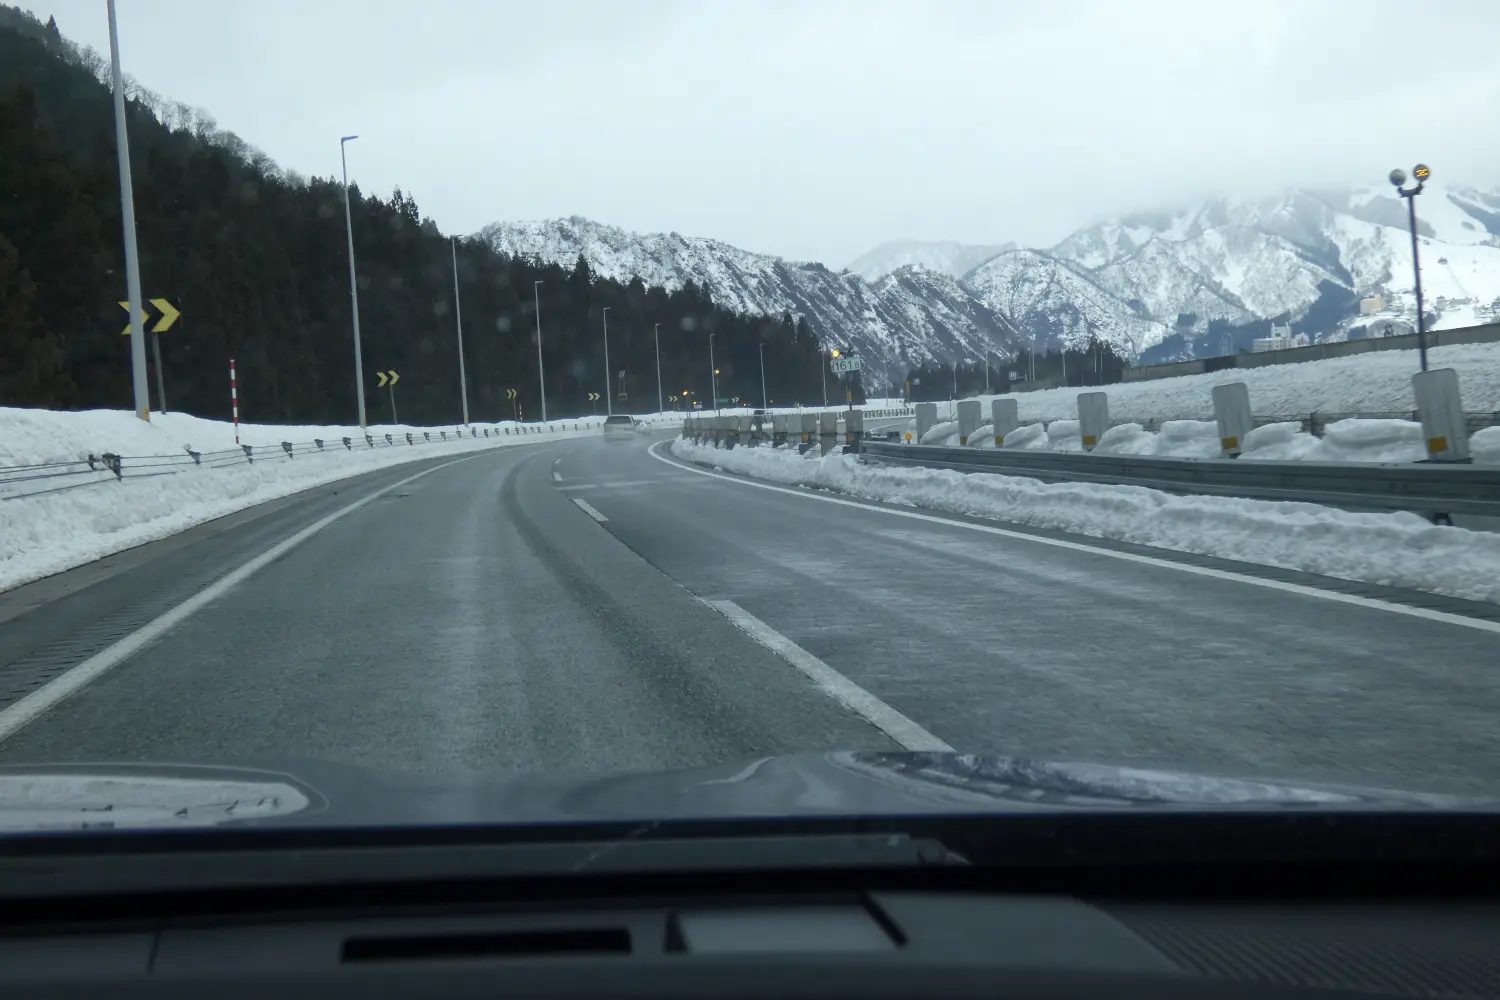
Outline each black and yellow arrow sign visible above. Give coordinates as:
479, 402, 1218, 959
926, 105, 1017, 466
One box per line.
376, 369, 400, 388
587, 391, 601, 401
118, 297, 181, 335
505, 388, 518, 400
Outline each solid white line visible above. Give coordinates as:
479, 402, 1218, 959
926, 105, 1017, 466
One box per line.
0, 455, 486, 745
706, 599, 952, 752
551, 471, 562, 482
649, 442, 1500, 636
572, 498, 609, 522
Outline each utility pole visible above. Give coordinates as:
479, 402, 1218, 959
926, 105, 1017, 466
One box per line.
533, 280, 547, 421
759, 342, 768, 410
107, 0, 149, 422
709, 332, 719, 414
653, 322, 664, 414
821, 347, 828, 407
601, 306, 613, 415
1391, 164, 1433, 372
450, 236, 469, 425
340, 134, 367, 428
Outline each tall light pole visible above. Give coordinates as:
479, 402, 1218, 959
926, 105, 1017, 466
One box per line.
339, 134, 367, 428
107, 0, 149, 422
1391, 164, 1433, 372
709, 332, 718, 414
450, 236, 469, 426
821, 347, 828, 407
758, 342, 768, 410
533, 280, 546, 421
653, 322, 664, 414
601, 306, 613, 415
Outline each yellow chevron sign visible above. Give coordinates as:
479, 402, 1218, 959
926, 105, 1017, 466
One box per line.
118, 298, 181, 335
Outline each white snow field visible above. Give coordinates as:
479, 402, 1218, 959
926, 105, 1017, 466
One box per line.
669, 438, 1500, 605
0, 407, 666, 593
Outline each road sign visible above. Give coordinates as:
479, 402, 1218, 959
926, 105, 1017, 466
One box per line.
118, 297, 181, 335
587, 391, 601, 401
376, 369, 399, 388
1414, 163, 1432, 181
505, 388, 518, 400
830, 356, 863, 374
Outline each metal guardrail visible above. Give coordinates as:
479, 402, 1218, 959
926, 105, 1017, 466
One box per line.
859, 440, 1500, 519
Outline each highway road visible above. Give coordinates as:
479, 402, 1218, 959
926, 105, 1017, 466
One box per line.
1, 430, 1497, 796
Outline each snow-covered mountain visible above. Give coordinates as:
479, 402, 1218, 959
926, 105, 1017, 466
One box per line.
479, 217, 1025, 386
480, 185, 1500, 379
846, 239, 1015, 282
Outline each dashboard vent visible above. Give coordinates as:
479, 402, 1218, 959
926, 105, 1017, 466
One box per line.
342, 928, 631, 963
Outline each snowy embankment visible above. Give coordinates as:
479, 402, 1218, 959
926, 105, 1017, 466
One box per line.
0, 407, 631, 593
972, 342, 1500, 423
669, 439, 1500, 605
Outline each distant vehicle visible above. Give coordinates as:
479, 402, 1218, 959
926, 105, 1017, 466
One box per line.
602, 414, 637, 441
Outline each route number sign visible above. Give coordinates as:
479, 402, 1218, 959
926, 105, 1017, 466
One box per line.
830, 356, 863, 374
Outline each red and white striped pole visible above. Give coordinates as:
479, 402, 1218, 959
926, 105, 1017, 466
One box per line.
229, 357, 240, 444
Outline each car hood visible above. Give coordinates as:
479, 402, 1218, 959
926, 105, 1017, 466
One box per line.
0, 752, 1491, 832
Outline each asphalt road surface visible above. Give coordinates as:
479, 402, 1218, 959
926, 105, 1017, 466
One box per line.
2, 430, 1497, 796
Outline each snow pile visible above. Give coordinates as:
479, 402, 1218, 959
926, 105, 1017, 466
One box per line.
1473, 427, 1500, 465
1303, 418, 1428, 464
1046, 419, 1083, 451
920, 420, 959, 446
1094, 422, 1155, 455
1, 407, 605, 592
671, 438, 1500, 604
1001, 423, 1050, 449
987, 342, 1500, 424
1240, 421, 1319, 461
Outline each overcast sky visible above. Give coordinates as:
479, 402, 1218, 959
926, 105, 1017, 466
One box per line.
19, 0, 1500, 265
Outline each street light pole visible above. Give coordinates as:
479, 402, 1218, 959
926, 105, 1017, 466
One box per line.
450, 236, 469, 426
107, 0, 149, 422
339, 134, 367, 428
758, 342, 768, 410
1391, 165, 1432, 372
601, 306, 613, 415
653, 322, 664, 414
533, 280, 547, 421
709, 332, 718, 414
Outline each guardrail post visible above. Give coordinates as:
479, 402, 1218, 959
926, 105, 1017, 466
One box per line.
406, 432, 414, 445
799, 413, 816, 454
184, 446, 201, 465
845, 409, 864, 454
914, 402, 937, 444
1212, 382, 1253, 457
819, 410, 838, 455
1413, 368, 1470, 462
101, 452, 123, 479
991, 399, 1018, 446
364, 434, 374, 448
956, 399, 981, 446
440, 431, 448, 441
281, 441, 294, 458
342, 437, 352, 450
1077, 392, 1108, 451
384, 433, 393, 445
242, 445, 254, 463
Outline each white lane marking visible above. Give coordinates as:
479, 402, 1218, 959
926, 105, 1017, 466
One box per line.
649, 442, 1500, 636
550, 458, 563, 482
0, 455, 485, 745
706, 599, 952, 752
557, 480, 661, 491
572, 498, 609, 522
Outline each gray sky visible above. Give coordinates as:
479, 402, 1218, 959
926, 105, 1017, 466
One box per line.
19, 0, 1500, 265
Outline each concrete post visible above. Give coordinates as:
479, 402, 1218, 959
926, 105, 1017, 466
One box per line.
799, 412, 817, 454
991, 398, 1019, 446
845, 409, 864, 454
1413, 368, 1470, 461
819, 410, 839, 455
914, 402, 937, 444
1077, 392, 1109, 451
1211, 382, 1253, 458
956, 399, 982, 446
772, 413, 788, 448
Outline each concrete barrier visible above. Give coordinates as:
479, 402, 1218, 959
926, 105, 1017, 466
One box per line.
1077, 392, 1109, 451
819, 411, 839, 455
772, 413, 788, 447
1212, 382, 1252, 457
991, 399, 1019, 446
1413, 368, 1469, 462
845, 409, 864, 454
799, 412, 817, 454
914, 402, 938, 444
956, 400, 982, 446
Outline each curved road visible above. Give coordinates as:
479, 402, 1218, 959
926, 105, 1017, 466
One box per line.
0, 431, 1496, 795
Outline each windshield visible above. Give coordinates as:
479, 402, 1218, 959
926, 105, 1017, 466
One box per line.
1, 0, 1499, 846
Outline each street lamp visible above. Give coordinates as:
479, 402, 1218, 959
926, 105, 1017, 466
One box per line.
601, 306, 613, 416
533, 280, 547, 421
709, 332, 718, 414
1390, 164, 1433, 372
339, 134, 367, 428
653, 323, 664, 414
450, 236, 469, 426
758, 342, 768, 410
106, 0, 149, 422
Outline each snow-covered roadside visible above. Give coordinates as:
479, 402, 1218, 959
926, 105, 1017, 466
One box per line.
670, 439, 1500, 605
0, 407, 615, 593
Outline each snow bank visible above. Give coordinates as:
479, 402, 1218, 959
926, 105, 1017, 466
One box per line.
1303, 418, 1428, 464
1, 407, 605, 592
1094, 422, 1155, 455
671, 438, 1500, 604
1001, 423, 1050, 449
1047, 419, 1083, 451
1473, 427, 1500, 466
920, 420, 958, 446
1240, 421, 1319, 461
985, 342, 1500, 423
